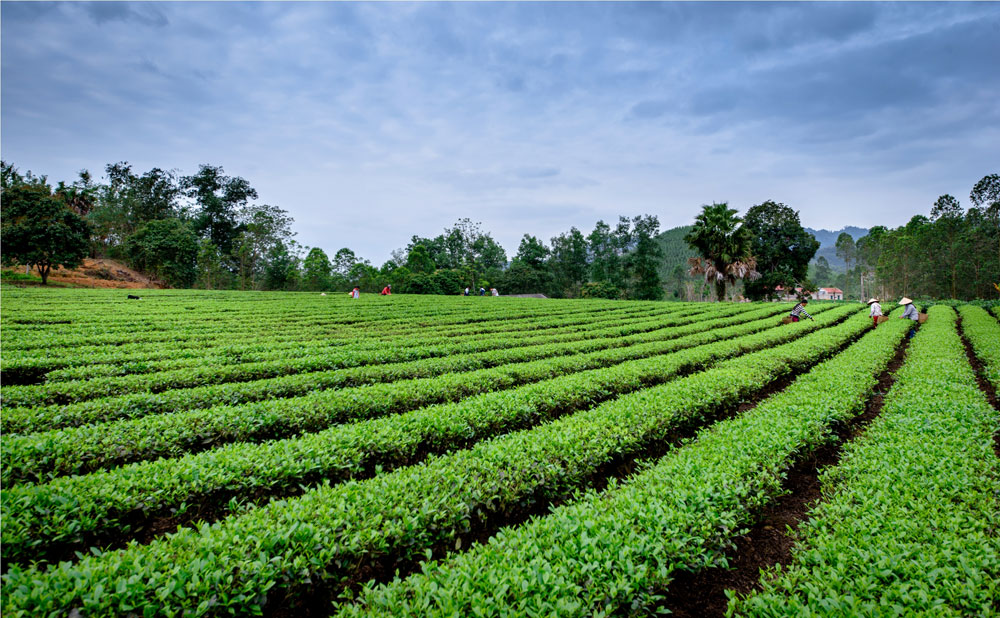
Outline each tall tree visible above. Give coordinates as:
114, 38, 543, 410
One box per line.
684, 202, 759, 301
548, 227, 588, 297
196, 239, 228, 290
302, 247, 333, 291
90, 163, 182, 255
235, 204, 295, 290
835, 232, 857, 277
405, 244, 436, 274
742, 200, 819, 301
625, 214, 664, 300
1, 166, 91, 285
126, 218, 198, 287
813, 256, 833, 286
970, 173, 1000, 271
182, 164, 257, 257
929, 194, 964, 298
263, 240, 303, 291
498, 234, 552, 294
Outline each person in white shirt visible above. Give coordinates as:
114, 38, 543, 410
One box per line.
867, 298, 883, 328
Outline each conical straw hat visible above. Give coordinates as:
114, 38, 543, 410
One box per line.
867, 298, 879, 305
898, 297, 913, 305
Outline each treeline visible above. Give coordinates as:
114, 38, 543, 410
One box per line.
4, 159, 995, 301
0, 161, 664, 298
280, 215, 665, 300
815, 174, 999, 301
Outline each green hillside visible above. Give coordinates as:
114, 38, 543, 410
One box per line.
655, 224, 696, 280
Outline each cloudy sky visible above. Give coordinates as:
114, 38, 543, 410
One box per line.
3, 2, 998, 263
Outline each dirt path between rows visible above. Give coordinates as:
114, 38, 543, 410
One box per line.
659, 330, 912, 617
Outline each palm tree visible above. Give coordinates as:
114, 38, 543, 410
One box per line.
684, 202, 760, 301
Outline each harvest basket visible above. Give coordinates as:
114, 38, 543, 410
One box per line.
918, 312, 928, 323
780, 316, 793, 324
876, 316, 889, 324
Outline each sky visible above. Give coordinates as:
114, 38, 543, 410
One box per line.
3, 2, 999, 264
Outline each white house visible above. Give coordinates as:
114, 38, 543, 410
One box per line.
815, 287, 844, 300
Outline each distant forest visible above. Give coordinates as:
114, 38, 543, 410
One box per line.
2, 160, 997, 301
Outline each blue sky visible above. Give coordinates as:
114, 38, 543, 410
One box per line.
3, 2, 998, 263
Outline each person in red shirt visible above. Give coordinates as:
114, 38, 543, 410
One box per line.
380, 285, 391, 295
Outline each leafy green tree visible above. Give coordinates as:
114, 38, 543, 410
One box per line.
126, 219, 198, 287
515, 235, 549, 268
332, 248, 357, 279
929, 194, 964, 298
182, 164, 257, 257
742, 201, 819, 301
263, 240, 302, 291
835, 232, 857, 276
90, 162, 182, 256
195, 239, 230, 289
624, 214, 664, 300
588, 217, 632, 285
684, 202, 758, 301
1, 166, 91, 284
405, 244, 436, 274
970, 173, 1000, 271
302, 247, 333, 291
548, 227, 588, 297
813, 256, 833, 286
496, 234, 552, 295
236, 204, 295, 290
581, 280, 621, 299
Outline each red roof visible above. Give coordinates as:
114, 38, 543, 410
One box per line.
820, 287, 843, 294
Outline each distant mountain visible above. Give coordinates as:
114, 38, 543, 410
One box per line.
805, 226, 869, 270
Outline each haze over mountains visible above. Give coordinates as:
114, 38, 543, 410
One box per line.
804, 227, 868, 270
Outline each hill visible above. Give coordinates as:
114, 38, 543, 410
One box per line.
655, 224, 696, 281
1, 258, 164, 289
804, 226, 868, 270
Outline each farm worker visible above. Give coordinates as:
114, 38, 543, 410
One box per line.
789, 299, 814, 322
350, 287, 360, 299
491, 287, 499, 296
867, 298, 882, 327
899, 297, 918, 338
464, 287, 470, 296
381, 285, 391, 296
479, 287, 486, 296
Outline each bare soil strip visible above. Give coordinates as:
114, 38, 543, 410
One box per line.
657, 329, 912, 618
956, 316, 1000, 457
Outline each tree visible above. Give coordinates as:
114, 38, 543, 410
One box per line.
929, 195, 964, 298
263, 240, 302, 291
548, 227, 588, 297
742, 200, 819, 301
182, 164, 257, 257
235, 204, 295, 290
1, 168, 91, 284
684, 202, 759, 301
90, 162, 182, 256
126, 218, 198, 287
588, 217, 632, 286
405, 244, 436, 274
835, 232, 857, 276
302, 247, 333, 291
813, 256, 833, 286
970, 173, 1000, 271
624, 214, 664, 300
196, 239, 229, 290
496, 234, 552, 295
